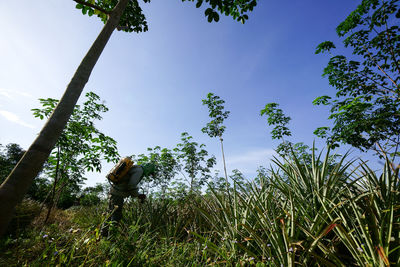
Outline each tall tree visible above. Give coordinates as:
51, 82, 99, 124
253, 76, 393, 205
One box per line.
201, 93, 230, 187
313, 0, 400, 162
0, 0, 258, 235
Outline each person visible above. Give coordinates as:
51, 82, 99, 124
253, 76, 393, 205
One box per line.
101, 161, 156, 236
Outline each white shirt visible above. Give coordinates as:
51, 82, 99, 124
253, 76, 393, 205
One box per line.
109, 165, 143, 197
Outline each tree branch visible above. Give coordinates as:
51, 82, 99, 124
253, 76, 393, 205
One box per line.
376, 141, 397, 172
73, 0, 111, 15
384, 21, 400, 82
362, 44, 399, 89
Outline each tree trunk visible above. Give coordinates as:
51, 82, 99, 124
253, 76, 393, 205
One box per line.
44, 146, 61, 224
0, 0, 129, 236
219, 137, 229, 186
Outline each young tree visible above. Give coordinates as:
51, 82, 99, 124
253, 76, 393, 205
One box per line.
253, 166, 269, 187
206, 170, 230, 194
313, 0, 400, 162
229, 169, 250, 193
261, 103, 341, 171
32, 92, 119, 220
174, 132, 216, 193
132, 146, 180, 195
201, 93, 230, 186
0, 0, 259, 235
260, 103, 312, 162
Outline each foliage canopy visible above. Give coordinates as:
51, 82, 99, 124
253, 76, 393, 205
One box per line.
202, 93, 230, 139
32, 92, 119, 208
314, 0, 400, 158
74, 0, 258, 32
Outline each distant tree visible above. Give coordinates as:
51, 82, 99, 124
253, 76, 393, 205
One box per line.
133, 146, 180, 195
253, 166, 269, 187
0, 144, 25, 184
260, 103, 292, 141
313, 0, 400, 162
260, 102, 313, 163
261, 103, 341, 173
27, 177, 51, 203
0, 0, 259, 235
174, 132, 216, 192
168, 180, 190, 200
229, 169, 250, 193
0, 144, 50, 203
206, 171, 228, 194
80, 183, 108, 206
202, 93, 230, 187
32, 92, 119, 219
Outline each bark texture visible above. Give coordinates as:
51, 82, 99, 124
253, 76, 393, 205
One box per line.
0, 0, 129, 236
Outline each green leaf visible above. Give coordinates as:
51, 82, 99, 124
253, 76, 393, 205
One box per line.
213, 12, 220, 22
315, 41, 336, 54
205, 8, 213, 16
313, 95, 332, 106
82, 6, 88, 15
196, 0, 203, 8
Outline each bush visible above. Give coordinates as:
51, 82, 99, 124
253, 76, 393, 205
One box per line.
7, 198, 41, 236
80, 193, 101, 206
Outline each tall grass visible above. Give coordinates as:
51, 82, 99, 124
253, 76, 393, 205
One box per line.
1, 148, 399, 266
195, 148, 399, 266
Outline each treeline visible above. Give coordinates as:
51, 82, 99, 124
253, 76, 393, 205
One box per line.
0, 143, 108, 208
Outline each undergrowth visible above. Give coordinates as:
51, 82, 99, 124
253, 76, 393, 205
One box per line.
1, 149, 399, 266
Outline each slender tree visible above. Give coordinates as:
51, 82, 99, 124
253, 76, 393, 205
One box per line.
201, 93, 230, 187
0, 0, 258, 235
174, 132, 216, 192
133, 146, 180, 195
32, 92, 119, 221
260, 102, 311, 161
261, 103, 340, 170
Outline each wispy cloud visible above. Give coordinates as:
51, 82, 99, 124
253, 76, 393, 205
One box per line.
219, 148, 276, 174
0, 110, 35, 129
226, 149, 276, 165
0, 90, 13, 100
0, 88, 34, 100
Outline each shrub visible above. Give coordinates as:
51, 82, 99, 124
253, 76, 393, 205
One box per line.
7, 198, 41, 236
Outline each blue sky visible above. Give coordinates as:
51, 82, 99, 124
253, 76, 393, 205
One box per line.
1, 0, 374, 186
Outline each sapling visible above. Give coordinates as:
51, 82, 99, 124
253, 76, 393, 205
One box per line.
201, 93, 230, 188
32, 92, 119, 221
174, 132, 216, 193
260, 103, 316, 165
260, 103, 340, 169
132, 146, 179, 196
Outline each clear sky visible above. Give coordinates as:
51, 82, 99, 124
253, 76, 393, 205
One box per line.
0, 0, 376, 186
